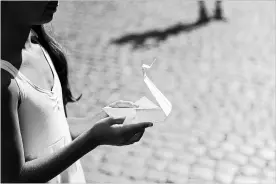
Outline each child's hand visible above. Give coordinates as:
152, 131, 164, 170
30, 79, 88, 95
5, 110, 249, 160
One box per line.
90, 117, 152, 146
108, 100, 139, 108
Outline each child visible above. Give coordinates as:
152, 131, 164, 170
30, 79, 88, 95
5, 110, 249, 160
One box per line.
1, 1, 153, 183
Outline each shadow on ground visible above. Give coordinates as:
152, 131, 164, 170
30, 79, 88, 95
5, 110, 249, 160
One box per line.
110, 1, 227, 50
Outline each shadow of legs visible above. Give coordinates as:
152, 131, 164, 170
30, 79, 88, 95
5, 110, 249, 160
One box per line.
110, 0, 228, 49
197, 0, 210, 24
213, 0, 227, 21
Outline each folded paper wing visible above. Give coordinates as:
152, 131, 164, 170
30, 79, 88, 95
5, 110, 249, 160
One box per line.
142, 65, 172, 116
103, 60, 172, 123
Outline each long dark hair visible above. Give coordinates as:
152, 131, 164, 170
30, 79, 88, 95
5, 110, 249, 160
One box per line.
31, 25, 81, 116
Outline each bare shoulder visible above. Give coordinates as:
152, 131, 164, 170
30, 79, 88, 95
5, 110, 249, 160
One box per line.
1, 69, 20, 105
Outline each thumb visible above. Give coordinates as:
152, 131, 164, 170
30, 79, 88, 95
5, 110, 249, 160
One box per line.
133, 122, 153, 129
107, 117, 126, 126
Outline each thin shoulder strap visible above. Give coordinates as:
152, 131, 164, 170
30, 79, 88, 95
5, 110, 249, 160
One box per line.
1, 60, 26, 100
39, 45, 58, 79
1, 60, 19, 77
1, 60, 24, 80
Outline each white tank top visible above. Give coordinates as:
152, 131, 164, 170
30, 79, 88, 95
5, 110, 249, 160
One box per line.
0, 46, 86, 183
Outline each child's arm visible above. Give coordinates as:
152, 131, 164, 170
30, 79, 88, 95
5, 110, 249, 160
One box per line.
67, 111, 108, 140
2, 76, 151, 182
1, 76, 98, 182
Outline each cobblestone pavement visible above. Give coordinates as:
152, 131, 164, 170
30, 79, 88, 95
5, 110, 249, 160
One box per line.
50, 0, 275, 183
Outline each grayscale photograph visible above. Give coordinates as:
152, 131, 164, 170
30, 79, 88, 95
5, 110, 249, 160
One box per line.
1, 0, 275, 183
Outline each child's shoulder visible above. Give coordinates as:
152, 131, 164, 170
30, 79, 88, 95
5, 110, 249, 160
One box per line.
1, 68, 20, 99
1, 68, 13, 86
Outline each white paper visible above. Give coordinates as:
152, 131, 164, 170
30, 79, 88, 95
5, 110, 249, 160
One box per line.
142, 64, 172, 116
103, 59, 172, 123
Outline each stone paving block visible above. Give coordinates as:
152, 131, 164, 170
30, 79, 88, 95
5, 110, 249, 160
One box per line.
208, 132, 227, 143
84, 169, 122, 183
208, 148, 225, 160
260, 178, 276, 184
98, 163, 122, 176
146, 158, 168, 172
186, 136, 201, 145
267, 139, 276, 150
166, 162, 190, 176
166, 173, 188, 183
132, 181, 157, 184
258, 148, 275, 161
142, 138, 164, 150
114, 146, 132, 155
195, 78, 210, 94
239, 144, 256, 157
175, 152, 197, 164
188, 178, 216, 184
268, 160, 276, 170
206, 139, 220, 149
263, 168, 276, 179
159, 132, 185, 142
121, 166, 146, 181
163, 141, 184, 151
215, 119, 234, 134
153, 148, 175, 161
138, 139, 153, 148
221, 142, 237, 153
145, 170, 168, 183
246, 138, 265, 149
101, 152, 126, 165
197, 156, 216, 169
234, 176, 260, 184
250, 156, 267, 169
128, 146, 153, 158
225, 152, 248, 166
227, 134, 244, 146
122, 156, 146, 168
240, 165, 260, 177
190, 165, 215, 181
188, 144, 207, 157
105, 176, 132, 184
216, 160, 239, 176
215, 171, 235, 184
191, 129, 208, 139
131, 181, 157, 184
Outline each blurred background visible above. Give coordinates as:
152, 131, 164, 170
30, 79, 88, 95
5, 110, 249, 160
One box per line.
47, 0, 275, 183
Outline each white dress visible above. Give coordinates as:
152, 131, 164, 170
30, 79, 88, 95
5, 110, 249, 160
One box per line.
1, 45, 86, 183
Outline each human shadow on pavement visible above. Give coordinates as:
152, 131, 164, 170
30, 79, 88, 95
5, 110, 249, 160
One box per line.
110, 0, 227, 49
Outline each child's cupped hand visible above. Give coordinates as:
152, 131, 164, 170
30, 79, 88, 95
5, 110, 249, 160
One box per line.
90, 117, 153, 146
